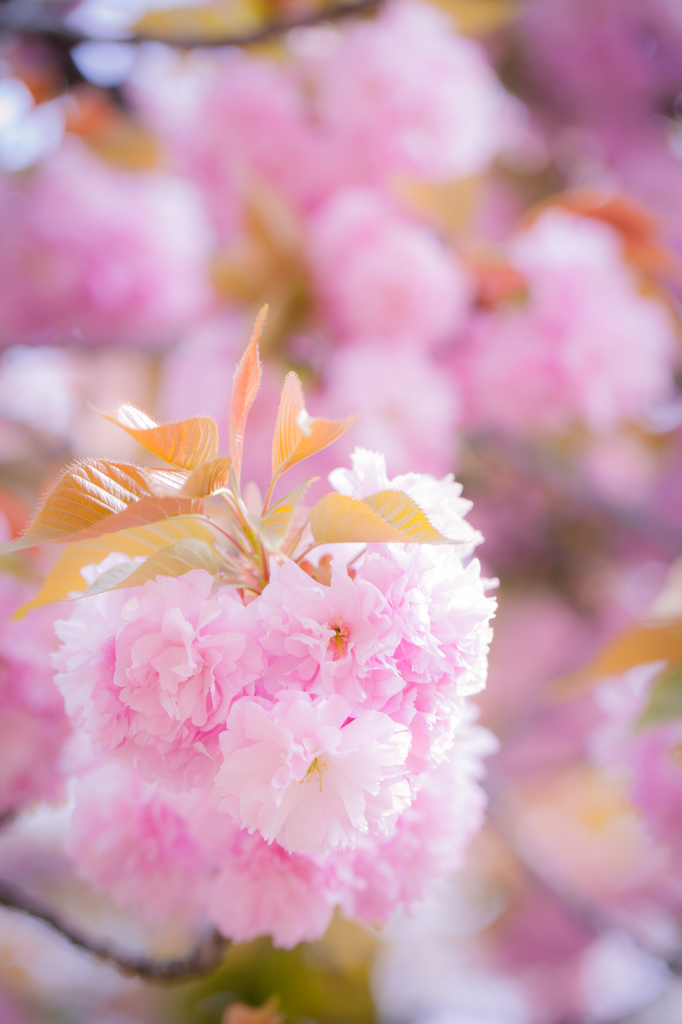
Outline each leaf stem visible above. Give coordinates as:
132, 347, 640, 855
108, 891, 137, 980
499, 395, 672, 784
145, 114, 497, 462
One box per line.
262, 473, 280, 517
197, 515, 241, 551
346, 546, 367, 570
295, 541, 322, 563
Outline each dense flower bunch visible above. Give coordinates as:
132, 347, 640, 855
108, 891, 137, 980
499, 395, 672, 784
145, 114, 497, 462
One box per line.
2, 314, 495, 946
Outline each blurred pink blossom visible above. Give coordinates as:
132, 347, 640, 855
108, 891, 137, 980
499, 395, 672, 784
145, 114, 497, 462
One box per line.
337, 710, 496, 924
0, 575, 69, 814
206, 827, 337, 948
520, 0, 682, 128
0, 138, 213, 347
316, 344, 459, 477
131, 0, 511, 228
308, 0, 515, 185
67, 761, 210, 921
307, 188, 470, 346
457, 208, 677, 435
53, 568, 265, 789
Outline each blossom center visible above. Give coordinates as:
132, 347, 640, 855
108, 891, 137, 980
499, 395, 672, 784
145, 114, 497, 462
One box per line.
301, 756, 328, 792
328, 618, 350, 660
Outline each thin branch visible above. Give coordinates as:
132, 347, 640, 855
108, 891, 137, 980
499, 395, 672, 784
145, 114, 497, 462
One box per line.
0, 809, 18, 831
0, 0, 381, 49
0, 877, 229, 982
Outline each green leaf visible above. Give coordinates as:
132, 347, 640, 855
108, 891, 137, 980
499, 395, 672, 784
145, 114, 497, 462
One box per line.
639, 663, 682, 728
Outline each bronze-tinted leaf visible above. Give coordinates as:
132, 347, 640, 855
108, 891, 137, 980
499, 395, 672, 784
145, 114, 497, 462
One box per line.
71, 495, 203, 541
100, 403, 219, 470
271, 371, 304, 475
552, 619, 682, 700
271, 371, 358, 478
14, 517, 218, 615
146, 467, 189, 493
229, 306, 267, 484
310, 491, 451, 545
2, 461, 153, 552
180, 456, 232, 497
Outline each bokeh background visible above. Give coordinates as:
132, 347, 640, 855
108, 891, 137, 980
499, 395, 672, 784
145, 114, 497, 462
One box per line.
1, 0, 682, 1021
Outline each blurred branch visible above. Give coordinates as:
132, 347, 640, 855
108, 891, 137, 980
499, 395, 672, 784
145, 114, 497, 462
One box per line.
0, 0, 381, 49
0, 810, 18, 831
0, 877, 229, 981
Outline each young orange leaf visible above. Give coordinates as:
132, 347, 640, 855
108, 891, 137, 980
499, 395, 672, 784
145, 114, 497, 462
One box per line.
271, 371, 358, 478
14, 517, 218, 616
309, 491, 451, 545
179, 456, 232, 498
72, 495, 203, 541
99, 403, 218, 470
2, 461, 154, 552
145, 467, 189, 493
271, 371, 305, 475
229, 306, 267, 484
82, 538, 218, 597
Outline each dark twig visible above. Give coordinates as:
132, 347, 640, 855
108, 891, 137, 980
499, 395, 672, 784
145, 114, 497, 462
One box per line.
0, 0, 381, 49
0, 877, 229, 981
0, 809, 18, 831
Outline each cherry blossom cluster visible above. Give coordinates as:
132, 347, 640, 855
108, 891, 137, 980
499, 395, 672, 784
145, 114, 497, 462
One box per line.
49, 444, 495, 946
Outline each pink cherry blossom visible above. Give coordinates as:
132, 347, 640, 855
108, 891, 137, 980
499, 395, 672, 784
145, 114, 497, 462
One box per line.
0, 574, 69, 814
170, 52, 318, 236
307, 188, 470, 346
519, 0, 682, 130
329, 446, 482, 548
308, 0, 514, 184
53, 569, 265, 787
214, 692, 412, 856
206, 828, 337, 948
336, 709, 497, 924
316, 344, 460, 478
0, 138, 213, 347
254, 557, 403, 708
67, 761, 210, 920
359, 546, 495, 772
591, 663, 682, 871
457, 208, 677, 435
325, 448, 496, 771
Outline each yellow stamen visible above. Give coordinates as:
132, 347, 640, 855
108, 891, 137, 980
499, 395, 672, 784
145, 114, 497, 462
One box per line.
302, 756, 327, 792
